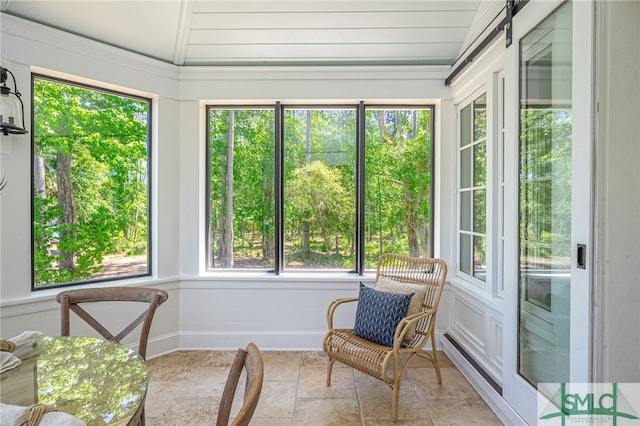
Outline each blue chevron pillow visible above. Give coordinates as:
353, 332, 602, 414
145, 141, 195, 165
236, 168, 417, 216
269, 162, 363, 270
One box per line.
353, 283, 413, 347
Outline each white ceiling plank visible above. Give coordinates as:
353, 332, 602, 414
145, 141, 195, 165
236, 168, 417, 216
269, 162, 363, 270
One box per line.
185, 42, 459, 61
188, 27, 469, 45
190, 10, 477, 30
193, 1, 481, 14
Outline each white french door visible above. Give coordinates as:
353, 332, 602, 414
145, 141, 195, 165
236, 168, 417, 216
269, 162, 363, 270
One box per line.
502, 1, 593, 424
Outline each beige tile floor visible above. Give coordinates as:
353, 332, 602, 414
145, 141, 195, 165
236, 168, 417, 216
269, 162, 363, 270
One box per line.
145, 350, 503, 425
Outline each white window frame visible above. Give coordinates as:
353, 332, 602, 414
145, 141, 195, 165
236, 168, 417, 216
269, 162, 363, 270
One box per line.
456, 87, 489, 290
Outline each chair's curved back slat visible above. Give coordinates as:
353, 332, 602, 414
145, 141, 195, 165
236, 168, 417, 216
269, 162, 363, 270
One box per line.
217, 349, 248, 426
216, 342, 264, 426
56, 287, 169, 360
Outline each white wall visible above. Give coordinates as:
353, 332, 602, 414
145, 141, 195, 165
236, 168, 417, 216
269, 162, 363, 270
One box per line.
594, 0, 640, 382
444, 37, 505, 385
0, 13, 454, 356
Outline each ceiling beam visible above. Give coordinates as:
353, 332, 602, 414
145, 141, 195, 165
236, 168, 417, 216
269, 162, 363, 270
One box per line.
173, 0, 197, 66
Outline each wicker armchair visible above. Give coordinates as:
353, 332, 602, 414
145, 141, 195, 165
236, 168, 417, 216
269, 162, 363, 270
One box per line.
323, 254, 447, 422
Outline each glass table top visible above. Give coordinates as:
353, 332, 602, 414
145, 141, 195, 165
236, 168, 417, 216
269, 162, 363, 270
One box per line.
1, 336, 148, 426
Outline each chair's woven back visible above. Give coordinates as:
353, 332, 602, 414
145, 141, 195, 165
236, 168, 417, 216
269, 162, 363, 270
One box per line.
375, 254, 447, 344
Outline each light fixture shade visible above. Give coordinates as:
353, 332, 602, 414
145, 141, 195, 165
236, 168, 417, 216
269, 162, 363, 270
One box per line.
1, 91, 27, 134
0, 66, 28, 136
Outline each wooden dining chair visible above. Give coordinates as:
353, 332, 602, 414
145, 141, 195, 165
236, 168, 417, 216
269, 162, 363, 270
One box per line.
56, 286, 168, 361
57, 287, 168, 426
323, 254, 447, 422
216, 343, 264, 426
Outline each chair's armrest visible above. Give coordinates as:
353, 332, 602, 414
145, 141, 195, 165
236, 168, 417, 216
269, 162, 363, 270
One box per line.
327, 297, 359, 329
393, 308, 437, 349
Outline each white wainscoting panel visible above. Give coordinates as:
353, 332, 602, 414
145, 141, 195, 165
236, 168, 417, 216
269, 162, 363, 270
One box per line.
447, 282, 503, 384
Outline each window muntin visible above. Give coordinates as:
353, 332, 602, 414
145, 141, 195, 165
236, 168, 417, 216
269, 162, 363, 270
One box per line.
458, 93, 487, 284
206, 104, 434, 273
32, 75, 151, 289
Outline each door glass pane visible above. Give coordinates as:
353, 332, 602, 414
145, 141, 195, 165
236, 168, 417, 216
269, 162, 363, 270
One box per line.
473, 189, 486, 233
460, 191, 472, 231
460, 104, 471, 148
474, 141, 487, 186
518, 1, 572, 386
460, 147, 472, 188
473, 94, 487, 141
473, 236, 486, 282
460, 234, 471, 275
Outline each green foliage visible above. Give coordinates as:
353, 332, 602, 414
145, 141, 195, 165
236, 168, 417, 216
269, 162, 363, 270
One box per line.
520, 109, 572, 266
286, 160, 354, 252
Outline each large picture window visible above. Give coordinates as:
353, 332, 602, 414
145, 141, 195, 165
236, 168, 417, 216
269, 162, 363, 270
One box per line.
206, 104, 434, 273
32, 75, 151, 289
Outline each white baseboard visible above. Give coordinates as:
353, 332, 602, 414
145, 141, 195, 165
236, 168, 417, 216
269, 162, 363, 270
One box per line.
440, 336, 526, 426
144, 332, 180, 359
177, 330, 327, 351
178, 329, 451, 352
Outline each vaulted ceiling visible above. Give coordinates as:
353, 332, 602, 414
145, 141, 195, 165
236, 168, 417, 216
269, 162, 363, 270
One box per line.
2, 1, 492, 67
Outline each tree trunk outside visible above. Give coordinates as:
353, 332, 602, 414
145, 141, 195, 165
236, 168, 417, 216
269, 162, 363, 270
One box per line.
34, 156, 46, 197
303, 222, 310, 258
401, 180, 421, 258
56, 150, 75, 273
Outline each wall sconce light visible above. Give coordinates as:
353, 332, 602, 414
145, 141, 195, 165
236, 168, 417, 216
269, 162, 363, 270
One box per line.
1, 66, 28, 136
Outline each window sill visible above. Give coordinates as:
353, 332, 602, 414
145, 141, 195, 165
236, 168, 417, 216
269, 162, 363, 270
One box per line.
3, 276, 178, 309
182, 271, 376, 290
447, 276, 504, 312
